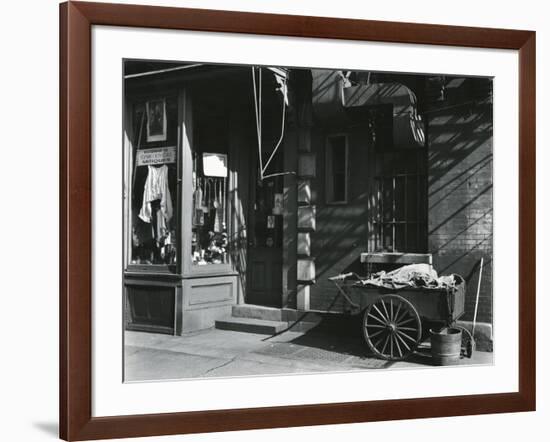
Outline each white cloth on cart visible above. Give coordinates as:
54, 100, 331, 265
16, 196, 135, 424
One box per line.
358, 263, 458, 290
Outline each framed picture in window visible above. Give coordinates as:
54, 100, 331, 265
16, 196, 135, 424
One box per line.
146, 98, 167, 142
60, 1, 535, 440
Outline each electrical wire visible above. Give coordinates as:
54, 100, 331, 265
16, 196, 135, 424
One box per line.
252, 65, 293, 180
262, 90, 286, 175
251, 66, 264, 177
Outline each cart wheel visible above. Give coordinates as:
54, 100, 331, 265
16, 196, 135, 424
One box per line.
456, 325, 475, 358
363, 294, 422, 361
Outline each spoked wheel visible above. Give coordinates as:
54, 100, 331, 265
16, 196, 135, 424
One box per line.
363, 294, 422, 361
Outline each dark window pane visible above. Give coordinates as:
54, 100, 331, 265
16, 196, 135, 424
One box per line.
333, 173, 346, 201
383, 224, 394, 252
331, 139, 346, 172
373, 148, 427, 253
407, 175, 419, 221
395, 176, 405, 222
395, 224, 405, 252
327, 136, 347, 202
382, 177, 393, 221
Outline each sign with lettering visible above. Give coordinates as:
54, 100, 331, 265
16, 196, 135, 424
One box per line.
136, 146, 176, 166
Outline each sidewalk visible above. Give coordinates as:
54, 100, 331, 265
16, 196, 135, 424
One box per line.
124, 318, 493, 382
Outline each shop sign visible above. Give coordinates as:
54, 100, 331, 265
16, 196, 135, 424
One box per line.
136, 146, 177, 166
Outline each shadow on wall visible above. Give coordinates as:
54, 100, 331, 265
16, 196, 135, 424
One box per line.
309, 203, 370, 311
428, 93, 493, 323
428, 103, 493, 187
314, 206, 370, 280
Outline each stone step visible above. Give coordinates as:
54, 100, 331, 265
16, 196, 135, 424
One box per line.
232, 304, 283, 322
215, 317, 288, 335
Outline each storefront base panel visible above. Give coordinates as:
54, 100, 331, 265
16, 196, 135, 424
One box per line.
178, 275, 237, 334
125, 283, 179, 335
181, 304, 233, 334
124, 274, 238, 335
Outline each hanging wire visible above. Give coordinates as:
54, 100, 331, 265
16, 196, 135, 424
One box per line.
251, 66, 264, 176
262, 89, 286, 175
251, 66, 295, 181
259, 67, 262, 154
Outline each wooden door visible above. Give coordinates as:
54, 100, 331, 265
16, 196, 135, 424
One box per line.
246, 170, 284, 307
247, 248, 283, 307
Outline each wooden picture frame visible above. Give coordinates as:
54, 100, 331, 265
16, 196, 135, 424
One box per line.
60, 1, 536, 440
145, 98, 167, 142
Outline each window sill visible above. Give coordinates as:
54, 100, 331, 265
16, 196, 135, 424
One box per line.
325, 200, 348, 206
125, 264, 179, 278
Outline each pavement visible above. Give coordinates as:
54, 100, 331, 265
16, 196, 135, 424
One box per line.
124, 316, 493, 382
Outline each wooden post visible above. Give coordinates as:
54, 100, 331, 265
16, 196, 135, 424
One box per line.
282, 128, 298, 308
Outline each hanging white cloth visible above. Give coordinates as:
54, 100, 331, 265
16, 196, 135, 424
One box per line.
139, 164, 173, 225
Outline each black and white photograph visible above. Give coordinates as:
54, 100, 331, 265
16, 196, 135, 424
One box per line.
123, 60, 494, 382
2, 0, 544, 440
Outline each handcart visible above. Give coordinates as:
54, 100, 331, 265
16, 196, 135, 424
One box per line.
328, 267, 473, 361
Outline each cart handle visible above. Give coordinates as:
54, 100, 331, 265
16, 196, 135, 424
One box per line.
328, 272, 356, 282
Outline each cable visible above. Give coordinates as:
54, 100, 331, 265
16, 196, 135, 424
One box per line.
252, 66, 292, 180
251, 66, 264, 177
262, 91, 286, 175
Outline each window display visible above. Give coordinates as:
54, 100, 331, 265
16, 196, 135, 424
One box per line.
130, 96, 178, 266
192, 152, 229, 265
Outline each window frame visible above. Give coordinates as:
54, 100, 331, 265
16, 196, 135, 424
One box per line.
372, 147, 428, 253
124, 81, 237, 279
124, 90, 182, 275
325, 133, 350, 205
181, 88, 235, 278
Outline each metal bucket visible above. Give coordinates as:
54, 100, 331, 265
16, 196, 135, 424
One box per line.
430, 327, 462, 366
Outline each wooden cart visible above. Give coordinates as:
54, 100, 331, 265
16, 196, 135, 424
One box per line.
328, 261, 471, 361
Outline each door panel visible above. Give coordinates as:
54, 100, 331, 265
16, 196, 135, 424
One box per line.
126, 285, 175, 334
246, 155, 284, 307
248, 250, 282, 307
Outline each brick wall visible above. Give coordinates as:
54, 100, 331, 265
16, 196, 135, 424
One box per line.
306, 74, 493, 323
309, 127, 371, 311
427, 81, 493, 323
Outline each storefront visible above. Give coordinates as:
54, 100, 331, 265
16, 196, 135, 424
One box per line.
123, 62, 291, 334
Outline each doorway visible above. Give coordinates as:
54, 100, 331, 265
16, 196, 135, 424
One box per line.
245, 160, 284, 307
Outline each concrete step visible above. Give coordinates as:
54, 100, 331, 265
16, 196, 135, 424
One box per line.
215, 317, 288, 335
232, 304, 283, 322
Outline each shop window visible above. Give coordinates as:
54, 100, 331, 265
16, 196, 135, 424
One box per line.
373, 149, 427, 252
191, 152, 229, 265
129, 96, 179, 267
190, 92, 231, 269
326, 135, 349, 203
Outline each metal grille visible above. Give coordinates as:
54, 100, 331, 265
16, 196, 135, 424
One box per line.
373, 149, 427, 252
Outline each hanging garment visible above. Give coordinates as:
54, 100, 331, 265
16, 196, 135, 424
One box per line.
212, 180, 221, 233
220, 179, 226, 231
139, 165, 173, 226
154, 203, 167, 240
193, 180, 203, 225
202, 178, 209, 213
